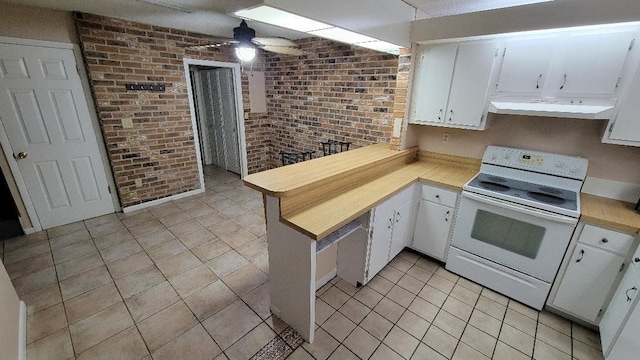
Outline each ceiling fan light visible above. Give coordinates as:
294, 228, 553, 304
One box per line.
235, 46, 257, 62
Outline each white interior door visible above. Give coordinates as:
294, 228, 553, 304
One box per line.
0, 43, 114, 229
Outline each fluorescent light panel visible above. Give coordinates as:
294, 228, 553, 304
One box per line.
235, 5, 403, 55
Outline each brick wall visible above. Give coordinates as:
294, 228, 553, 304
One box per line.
75, 13, 270, 207
390, 48, 412, 150
265, 38, 399, 168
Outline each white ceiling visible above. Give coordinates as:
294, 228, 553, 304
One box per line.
404, 0, 553, 18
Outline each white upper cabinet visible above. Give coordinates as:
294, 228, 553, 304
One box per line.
554, 31, 635, 96
603, 57, 640, 146
411, 44, 457, 124
497, 37, 557, 94
410, 40, 499, 130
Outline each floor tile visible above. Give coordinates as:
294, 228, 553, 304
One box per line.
572, 323, 602, 350
125, 280, 180, 322
353, 286, 383, 309
242, 282, 271, 319
327, 345, 359, 360
397, 310, 430, 340
52, 240, 97, 264
168, 220, 203, 238
13, 266, 58, 296
47, 221, 86, 238
386, 284, 416, 308
508, 299, 539, 320
339, 298, 370, 324
397, 274, 426, 295
457, 277, 483, 294
504, 308, 537, 336
334, 279, 358, 296
498, 323, 534, 356
374, 297, 405, 323
533, 339, 572, 360
315, 298, 336, 326
423, 325, 459, 359
406, 264, 434, 282
320, 285, 351, 309
5, 252, 53, 279
120, 210, 156, 229
99, 239, 143, 263
573, 338, 605, 360
461, 324, 497, 357
539, 310, 572, 336
4, 241, 51, 265
225, 323, 277, 360
218, 228, 258, 249
69, 302, 134, 355
536, 323, 572, 354
192, 239, 231, 262
411, 343, 447, 360
64, 282, 122, 324
26, 328, 74, 360
222, 263, 268, 296
56, 251, 104, 281
481, 287, 509, 306
93, 229, 134, 251
158, 210, 193, 228
146, 239, 187, 262
475, 295, 507, 321
322, 311, 357, 342
156, 250, 201, 279
408, 296, 439, 323
301, 328, 340, 360
418, 284, 448, 307
137, 300, 198, 352
379, 265, 404, 283
184, 280, 238, 321
196, 211, 228, 227
152, 324, 221, 360
202, 299, 262, 350
59, 265, 112, 300
383, 325, 420, 359
287, 347, 315, 360
450, 283, 480, 306
343, 326, 380, 359
235, 238, 268, 260
367, 275, 394, 295
389, 256, 413, 272
452, 341, 490, 360
135, 228, 175, 250
205, 250, 249, 277
49, 229, 91, 250
208, 219, 242, 237
4, 231, 48, 252
76, 326, 149, 360
21, 283, 62, 315
360, 311, 394, 340
433, 309, 466, 339
468, 308, 502, 338
169, 264, 218, 298
493, 341, 530, 360
129, 219, 165, 238
87, 220, 126, 238
178, 228, 216, 249
427, 274, 455, 294
84, 213, 121, 229
114, 265, 166, 299
27, 303, 68, 344
107, 251, 154, 279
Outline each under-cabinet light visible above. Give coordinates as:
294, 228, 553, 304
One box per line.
235, 5, 403, 55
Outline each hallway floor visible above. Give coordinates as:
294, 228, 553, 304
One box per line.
0, 166, 604, 360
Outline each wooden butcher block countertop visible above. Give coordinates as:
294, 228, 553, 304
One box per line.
244, 143, 479, 240
580, 193, 640, 234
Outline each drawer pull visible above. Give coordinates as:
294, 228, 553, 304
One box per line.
601, 238, 608, 243
576, 249, 584, 263
626, 286, 637, 302
635, 257, 640, 263
435, 195, 440, 198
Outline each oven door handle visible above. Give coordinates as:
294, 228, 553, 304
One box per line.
462, 192, 578, 225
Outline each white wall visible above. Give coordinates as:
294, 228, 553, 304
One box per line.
0, 261, 21, 360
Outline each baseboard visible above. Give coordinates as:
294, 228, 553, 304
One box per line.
22, 227, 36, 235
122, 188, 205, 213
18, 301, 26, 360
316, 268, 337, 291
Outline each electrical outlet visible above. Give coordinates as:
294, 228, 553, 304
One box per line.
121, 118, 134, 129
135, 178, 143, 188
442, 133, 450, 143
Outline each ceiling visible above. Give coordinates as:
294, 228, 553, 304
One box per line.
4, 0, 559, 47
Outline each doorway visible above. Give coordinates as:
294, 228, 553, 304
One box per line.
0, 169, 22, 240
186, 61, 247, 178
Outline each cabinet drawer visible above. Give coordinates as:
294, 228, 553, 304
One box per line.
421, 185, 458, 207
579, 224, 635, 255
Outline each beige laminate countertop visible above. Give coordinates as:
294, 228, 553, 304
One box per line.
580, 193, 640, 234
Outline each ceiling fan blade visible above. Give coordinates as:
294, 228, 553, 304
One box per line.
185, 38, 238, 50
252, 37, 299, 47
261, 45, 305, 56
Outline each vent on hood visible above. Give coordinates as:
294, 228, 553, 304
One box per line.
488, 99, 616, 120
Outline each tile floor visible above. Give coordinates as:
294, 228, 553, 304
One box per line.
0, 166, 605, 360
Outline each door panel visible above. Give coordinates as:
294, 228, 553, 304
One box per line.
410, 44, 457, 123
0, 43, 114, 228
497, 37, 556, 94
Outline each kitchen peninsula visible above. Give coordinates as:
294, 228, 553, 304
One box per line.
243, 143, 479, 342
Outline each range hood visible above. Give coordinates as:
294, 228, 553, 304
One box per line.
488, 99, 616, 120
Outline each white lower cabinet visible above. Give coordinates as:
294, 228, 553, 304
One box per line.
599, 247, 640, 359
411, 184, 458, 261
338, 185, 415, 286
549, 223, 636, 325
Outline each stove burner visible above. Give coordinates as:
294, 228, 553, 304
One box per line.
538, 186, 563, 195
479, 181, 511, 192
487, 176, 507, 183
528, 191, 567, 205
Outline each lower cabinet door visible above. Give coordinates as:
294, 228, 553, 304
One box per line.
389, 200, 412, 260
412, 200, 453, 261
607, 291, 640, 360
367, 207, 393, 281
553, 244, 625, 323
600, 263, 639, 355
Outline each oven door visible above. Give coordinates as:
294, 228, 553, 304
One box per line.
451, 191, 577, 282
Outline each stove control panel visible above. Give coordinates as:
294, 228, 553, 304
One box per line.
483, 146, 588, 180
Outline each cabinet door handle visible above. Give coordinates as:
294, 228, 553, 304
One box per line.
635, 257, 640, 263
396, 212, 400, 223
445, 210, 450, 222
601, 238, 608, 243
576, 249, 584, 263
388, 218, 393, 229
626, 286, 637, 302
536, 73, 543, 89
437, 108, 443, 120
559, 74, 567, 90
448, 109, 453, 122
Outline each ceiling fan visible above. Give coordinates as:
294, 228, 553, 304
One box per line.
189, 20, 305, 61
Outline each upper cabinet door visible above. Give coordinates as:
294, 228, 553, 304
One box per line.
607, 60, 640, 144
497, 37, 557, 94
410, 44, 457, 124
446, 41, 499, 127
555, 31, 635, 96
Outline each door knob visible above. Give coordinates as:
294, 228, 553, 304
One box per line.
15, 152, 28, 160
